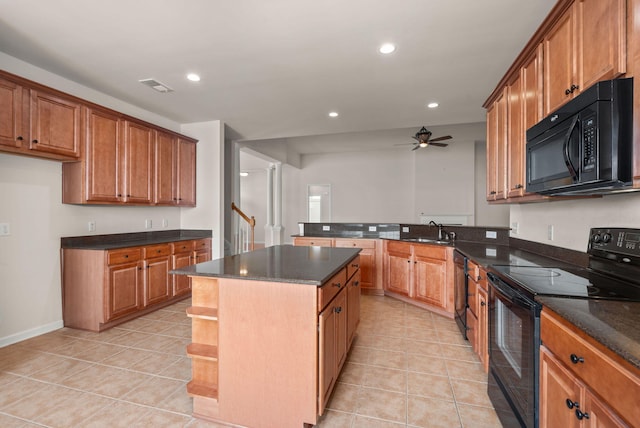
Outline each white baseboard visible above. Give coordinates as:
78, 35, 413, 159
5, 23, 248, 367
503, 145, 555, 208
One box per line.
0, 320, 64, 348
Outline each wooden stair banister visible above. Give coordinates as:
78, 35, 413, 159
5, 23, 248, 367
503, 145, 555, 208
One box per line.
231, 202, 256, 251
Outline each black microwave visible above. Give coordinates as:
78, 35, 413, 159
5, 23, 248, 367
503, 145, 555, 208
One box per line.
525, 78, 633, 195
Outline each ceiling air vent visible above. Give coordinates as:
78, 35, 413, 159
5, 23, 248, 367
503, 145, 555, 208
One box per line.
139, 78, 173, 93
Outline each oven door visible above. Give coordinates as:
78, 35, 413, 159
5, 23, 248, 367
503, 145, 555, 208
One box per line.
487, 272, 541, 428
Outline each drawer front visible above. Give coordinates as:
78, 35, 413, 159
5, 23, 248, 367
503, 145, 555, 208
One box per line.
346, 256, 361, 280
386, 240, 411, 254
318, 268, 347, 312
295, 237, 333, 247
193, 238, 211, 251
467, 260, 481, 283
171, 240, 195, 254
143, 244, 172, 259
107, 247, 141, 265
413, 243, 448, 260
334, 238, 376, 249
467, 278, 478, 317
541, 310, 640, 423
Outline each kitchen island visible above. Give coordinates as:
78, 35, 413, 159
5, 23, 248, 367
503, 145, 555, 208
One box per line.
171, 244, 361, 428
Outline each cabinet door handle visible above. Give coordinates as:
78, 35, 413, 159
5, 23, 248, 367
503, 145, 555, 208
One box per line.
575, 409, 589, 420
481, 301, 486, 307
490, 191, 496, 195
16, 136, 23, 141
570, 354, 584, 364
515, 184, 523, 189
334, 306, 342, 313
332, 282, 341, 288
565, 88, 572, 95
351, 263, 359, 268
353, 281, 360, 287
32, 139, 38, 144
566, 398, 579, 409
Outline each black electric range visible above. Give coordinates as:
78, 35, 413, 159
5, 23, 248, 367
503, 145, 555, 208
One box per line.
490, 228, 640, 302
486, 228, 640, 428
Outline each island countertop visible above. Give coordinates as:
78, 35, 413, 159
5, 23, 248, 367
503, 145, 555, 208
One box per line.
171, 244, 361, 285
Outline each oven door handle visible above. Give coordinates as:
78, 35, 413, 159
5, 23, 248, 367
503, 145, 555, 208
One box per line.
487, 272, 537, 310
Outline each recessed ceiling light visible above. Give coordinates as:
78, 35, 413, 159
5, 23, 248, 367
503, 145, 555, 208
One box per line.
240, 172, 249, 177
379, 43, 396, 54
328, 111, 339, 118
187, 73, 201, 82
427, 102, 439, 108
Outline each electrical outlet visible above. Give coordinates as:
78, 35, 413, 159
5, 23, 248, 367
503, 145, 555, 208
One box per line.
145, 219, 153, 229
87, 221, 96, 232
368, 226, 377, 232
322, 225, 330, 231
0, 223, 10, 236
511, 222, 519, 235
162, 219, 168, 228
548, 225, 554, 241
486, 231, 497, 239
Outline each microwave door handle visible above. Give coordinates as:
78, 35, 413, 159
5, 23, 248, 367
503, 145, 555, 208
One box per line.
563, 116, 580, 182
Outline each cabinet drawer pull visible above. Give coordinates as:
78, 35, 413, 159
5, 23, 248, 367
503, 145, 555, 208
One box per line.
353, 281, 360, 287
515, 184, 523, 189
569, 353, 584, 364
32, 139, 38, 144
480, 301, 486, 307
565, 88, 572, 95
334, 306, 342, 313
575, 409, 589, 420
566, 398, 579, 409
17, 136, 23, 141
332, 282, 341, 288
351, 263, 359, 268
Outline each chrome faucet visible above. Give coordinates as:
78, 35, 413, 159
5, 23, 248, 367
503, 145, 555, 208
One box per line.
428, 221, 444, 240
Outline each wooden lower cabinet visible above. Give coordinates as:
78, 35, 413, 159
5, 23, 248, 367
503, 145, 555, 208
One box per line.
540, 309, 640, 427
186, 258, 360, 427
384, 240, 454, 316
62, 237, 211, 331
465, 262, 489, 372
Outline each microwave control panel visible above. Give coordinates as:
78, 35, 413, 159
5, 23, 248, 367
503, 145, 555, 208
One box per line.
582, 115, 596, 172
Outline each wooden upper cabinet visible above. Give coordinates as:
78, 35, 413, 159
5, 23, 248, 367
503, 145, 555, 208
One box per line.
176, 138, 196, 206
123, 120, 154, 204
86, 107, 123, 203
0, 76, 23, 148
486, 89, 507, 201
154, 131, 176, 205
29, 89, 82, 158
544, 0, 626, 115
507, 73, 524, 198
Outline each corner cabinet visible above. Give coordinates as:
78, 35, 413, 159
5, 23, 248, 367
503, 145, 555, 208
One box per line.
483, 0, 630, 202
61, 237, 211, 331
539, 309, 640, 427
384, 240, 455, 317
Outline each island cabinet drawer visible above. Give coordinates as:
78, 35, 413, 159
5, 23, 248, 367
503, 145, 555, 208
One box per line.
318, 268, 348, 311
346, 256, 360, 280
172, 241, 194, 254
467, 260, 481, 283
107, 247, 141, 265
143, 244, 172, 258
413, 243, 448, 260
541, 310, 640, 423
334, 239, 376, 249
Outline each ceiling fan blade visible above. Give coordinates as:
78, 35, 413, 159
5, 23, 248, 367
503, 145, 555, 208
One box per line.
411, 145, 421, 151
394, 143, 417, 146
429, 135, 452, 142
430, 142, 449, 147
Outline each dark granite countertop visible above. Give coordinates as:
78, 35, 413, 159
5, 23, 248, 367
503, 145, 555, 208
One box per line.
536, 296, 640, 371
61, 229, 212, 250
171, 244, 361, 286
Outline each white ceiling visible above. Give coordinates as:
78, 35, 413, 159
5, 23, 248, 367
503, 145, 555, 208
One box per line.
0, 0, 556, 144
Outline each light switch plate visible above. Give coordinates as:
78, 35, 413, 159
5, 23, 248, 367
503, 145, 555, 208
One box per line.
485, 248, 497, 257
368, 226, 377, 232
0, 223, 10, 236
486, 231, 497, 239
402, 227, 409, 233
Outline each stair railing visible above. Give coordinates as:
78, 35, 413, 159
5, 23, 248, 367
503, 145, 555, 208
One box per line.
231, 202, 256, 253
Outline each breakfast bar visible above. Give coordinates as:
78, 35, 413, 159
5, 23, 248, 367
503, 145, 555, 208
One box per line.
171, 244, 361, 428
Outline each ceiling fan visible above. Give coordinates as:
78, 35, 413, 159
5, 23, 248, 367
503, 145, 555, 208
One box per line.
397, 126, 452, 151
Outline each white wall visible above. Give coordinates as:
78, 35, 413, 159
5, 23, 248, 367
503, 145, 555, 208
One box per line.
511, 192, 640, 252
0, 54, 221, 345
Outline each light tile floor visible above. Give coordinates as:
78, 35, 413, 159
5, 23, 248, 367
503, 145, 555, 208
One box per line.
0, 295, 500, 427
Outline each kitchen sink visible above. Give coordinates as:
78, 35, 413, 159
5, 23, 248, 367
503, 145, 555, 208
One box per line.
402, 238, 451, 245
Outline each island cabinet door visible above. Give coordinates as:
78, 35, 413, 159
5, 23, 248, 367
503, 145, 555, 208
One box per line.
318, 299, 337, 413
347, 269, 361, 348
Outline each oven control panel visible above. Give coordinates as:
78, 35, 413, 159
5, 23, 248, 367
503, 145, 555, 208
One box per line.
589, 228, 640, 258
